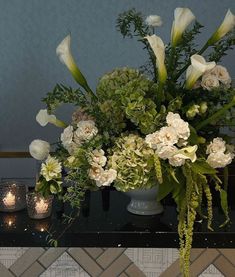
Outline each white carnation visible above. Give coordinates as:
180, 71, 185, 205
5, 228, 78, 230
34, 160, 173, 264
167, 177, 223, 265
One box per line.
145, 132, 161, 149
29, 139, 50, 160
61, 125, 74, 148
156, 145, 178, 160
166, 112, 190, 141
207, 152, 233, 168
75, 120, 98, 142
201, 73, 220, 91
206, 137, 226, 154
157, 126, 178, 145
145, 15, 163, 27
168, 155, 186, 167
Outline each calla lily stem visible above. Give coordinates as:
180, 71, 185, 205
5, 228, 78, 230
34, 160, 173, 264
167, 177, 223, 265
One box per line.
195, 97, 235, 131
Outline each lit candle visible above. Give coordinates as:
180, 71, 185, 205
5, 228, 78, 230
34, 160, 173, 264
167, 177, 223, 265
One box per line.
3, 192, 16, 208
35, 198, 49, 214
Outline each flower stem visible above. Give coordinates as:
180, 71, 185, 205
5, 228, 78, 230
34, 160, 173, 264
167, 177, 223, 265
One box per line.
195, 97, 235, 131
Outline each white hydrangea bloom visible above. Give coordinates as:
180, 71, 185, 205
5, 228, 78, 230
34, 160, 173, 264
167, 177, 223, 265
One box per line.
206, 137, 226, 154
207, 152, 233, 168
75, 120, 98, 141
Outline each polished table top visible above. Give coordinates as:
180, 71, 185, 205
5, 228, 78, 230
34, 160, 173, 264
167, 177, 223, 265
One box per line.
0, 187, 235, 248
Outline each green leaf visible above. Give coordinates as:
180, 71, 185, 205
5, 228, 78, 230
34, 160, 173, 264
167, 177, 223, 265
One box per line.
157, 178, 174, 201
219, 189, 230, 227
191, 159, 217, 175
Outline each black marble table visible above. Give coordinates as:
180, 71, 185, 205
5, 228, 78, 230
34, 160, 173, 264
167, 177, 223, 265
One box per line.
0, 188, 235, 248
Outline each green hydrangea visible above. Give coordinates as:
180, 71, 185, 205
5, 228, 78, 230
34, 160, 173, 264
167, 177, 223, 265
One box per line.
108, 134, 156, 192
96, 67, 160, 134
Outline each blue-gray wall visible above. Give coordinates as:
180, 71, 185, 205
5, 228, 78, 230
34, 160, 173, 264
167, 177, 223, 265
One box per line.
0, 0, 234, 150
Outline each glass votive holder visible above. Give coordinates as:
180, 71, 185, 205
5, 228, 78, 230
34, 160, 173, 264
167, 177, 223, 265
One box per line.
26, 192, 53, 219
0, 181, 28, 212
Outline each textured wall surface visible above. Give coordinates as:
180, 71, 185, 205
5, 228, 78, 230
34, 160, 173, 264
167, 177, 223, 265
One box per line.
0, 0, 234, 150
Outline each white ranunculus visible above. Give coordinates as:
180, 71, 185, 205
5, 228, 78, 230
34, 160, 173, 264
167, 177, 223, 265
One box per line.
75, 120, 98, 142
40, 155, 62, 181
145, 35, 167, 83
156, 145, 178, 160
29, 139, 50, 160
207, 152, 233, 168
206, 137, 226, 154
209, 9, 235, 44
171, 7, 195, 46
145, 15, 163, 27
36, 109, 66, 128
185, 55, 216, 89
201, 74, 220, 91
210, 65, 232, 86
91, 149, 107, 167
95, 169, 117, 187
166, 112, 190, 141
56, 34, 89, 88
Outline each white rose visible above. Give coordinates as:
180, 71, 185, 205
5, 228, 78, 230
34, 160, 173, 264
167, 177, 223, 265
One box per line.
88, 164, 104, 181
156, 145, 178, 160
145, 15, 163, 27
91, 149, 107, 167
75, 120, 98, 141
29, 139, 50, 160
95, 169, 117, 187
201, 73, 220, 91
210, 65, 231, 86
207, 152, 233, 168
206, 137, 226, 154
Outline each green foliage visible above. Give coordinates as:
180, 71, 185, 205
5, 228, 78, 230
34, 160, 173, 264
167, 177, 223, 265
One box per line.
36, 176, 63, 197
208, 30, 235, 63
42, 84, 87, 112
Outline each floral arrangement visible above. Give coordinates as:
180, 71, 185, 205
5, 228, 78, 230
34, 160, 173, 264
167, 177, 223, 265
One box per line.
29, 7, 235, 276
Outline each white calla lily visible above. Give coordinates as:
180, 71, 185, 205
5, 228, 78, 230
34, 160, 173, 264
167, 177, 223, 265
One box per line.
145, 35, 167, 83
174, 145, 198, 163
56, 35, 90, 91
209, 9, 235, 44
36, 109, 67, 128
171, 7, 196, 46
185, 54, 216, 89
